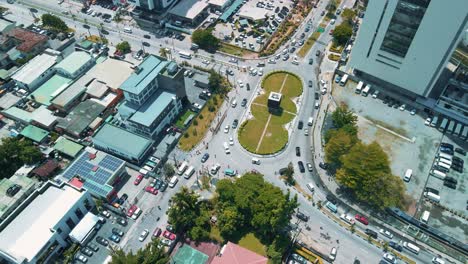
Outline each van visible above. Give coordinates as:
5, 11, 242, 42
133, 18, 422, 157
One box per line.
424, 191, 440, 203
306, 183, 314, 193
420, 210, 430, 224
131, 208, 142, 220
177, 161, 188, 175
169, 176, 178, 188
123, 27, 132, 33
252, 158, 260, 165
438, 158, 452, 167
431, 169, 446, 179
436, 162, 450, 171
403, 242, 420, 254
355, 81, 363, 94
326, 201, 337, 213
139, 168, 149, 175
184, 166, 195, 179
231, 100, 237, 107
143, 165, 153, 172
308, 117, 313, 126
403, 169, 412, 182
437, 152, 452, 161
329, 247, 337, 260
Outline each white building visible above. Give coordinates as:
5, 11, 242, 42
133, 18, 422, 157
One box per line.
11, 49, 62, 91
350, 0, 467, 99
0, 182, 95, 264
53, 51, 95, 79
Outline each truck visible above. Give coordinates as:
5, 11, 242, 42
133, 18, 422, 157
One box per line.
340, 74, 349, 86
355, 81, 363, 94
362, 85, 371, 96
424, 191, 440, 203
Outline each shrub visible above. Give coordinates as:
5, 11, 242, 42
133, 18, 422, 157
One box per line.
193, 119, 198, 126
198, 114, 204, 119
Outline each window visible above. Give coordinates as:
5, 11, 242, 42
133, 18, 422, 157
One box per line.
57, 228, 62, 234
380, 0, 431, 58
65, 218, 75, 230
75, 208, 84, 219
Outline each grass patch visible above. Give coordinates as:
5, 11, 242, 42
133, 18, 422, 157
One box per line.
330, 44, 344, 53
238, 119, 265, 153
297, 31, 321, 57
328, 54, 341, 61
364, 115, 410, 139
257, 124, 289, 154
175, 109, 196, 128
178, 94, 224, 151
219, 43, 253, 57
238, 233, 267, 257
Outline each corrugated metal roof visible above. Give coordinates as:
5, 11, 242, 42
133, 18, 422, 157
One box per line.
120, 55, 168, 95
20, 125, 49, 143
129, 90, 175, 127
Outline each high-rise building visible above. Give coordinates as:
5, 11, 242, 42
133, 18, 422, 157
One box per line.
125, 0, 176, 11
350, 0, 468, 128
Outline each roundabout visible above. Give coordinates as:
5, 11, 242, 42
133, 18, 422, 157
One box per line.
238, 71, 303, 155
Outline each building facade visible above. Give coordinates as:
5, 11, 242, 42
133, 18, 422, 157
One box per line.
126, 0, 176, 11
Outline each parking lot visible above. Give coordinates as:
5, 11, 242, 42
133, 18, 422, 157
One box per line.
331, 78, 468, 242
212, 0, 294, 52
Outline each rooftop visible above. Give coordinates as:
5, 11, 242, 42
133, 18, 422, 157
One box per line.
0, 171, 36, 220
91, 58, 134, 88
20, 125, 49, 143
69, 212, 99, 244
211, 242, 268, 264
56, 100, 105, 137
220, 0, 243, 22
268, 91, 282, 101
170, 0, 209, 20
128, 90, 176, 127
31, 105, 57, 128
209, 0, 230, 7
171, 245, 209, 264
0, 18, 15, 33
86, 79, 108, 98
0, 183, 85, 262
9, 28, 48, 52
32, 159, 60, 179
29, 74, 73, 106
51, 70, 93, 109
120, 55, 168, 95
239, 4, 270, 21
53, 136, 84, 158
2, 107, 33, 123
0, 93, 21, 110
60, 148, 125, 198
92, 123, 153, 159
11, 51, 60, 85
54, 51, 93, 76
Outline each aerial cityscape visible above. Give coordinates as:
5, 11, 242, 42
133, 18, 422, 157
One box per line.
0, 0, 466, 263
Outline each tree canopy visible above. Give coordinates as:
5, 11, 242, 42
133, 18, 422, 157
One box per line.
191, 29, 220, 52
116, 41, 131, 53
325, 128, 355, 169
41, 14, 68, 32
208, 70, 229, 94
0, 138, 42, 180
341, 8, 357, 23
332, 22, 353, 46
109, 239, 169, 264
331, 104, 357, 129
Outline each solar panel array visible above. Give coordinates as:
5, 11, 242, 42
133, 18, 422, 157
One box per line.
99, 155, 124, 171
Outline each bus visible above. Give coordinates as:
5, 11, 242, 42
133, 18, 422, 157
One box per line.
178, 51, 192, 59
355, 81, 364, 94
362, 85, 371, 96
454, 123, 462, 136
340, 74, 349, 86
430, 116, 438, 127
438, 118, 448, 132
446, 121, 455, 134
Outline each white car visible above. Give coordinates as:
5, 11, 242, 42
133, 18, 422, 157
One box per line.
425, 117, 432, 126
321, 87, 327, 95
410, 108, 416, 115
258, 69, 263, 76
210, 164, 221, 175
382, 253, 397, 264
224, 125, 230, 133
432, 257, 445, 264
340, 214, 355, 225
149, 156, 159, 163
304, 129, 309, 136
379, 228, 393, 239
229, 137, 234, 146
76, 254, 88, 263
399, 104, 406, 111
238, 80, 244, 87
139, 229, 149, 242
320, 79, 326, 86
101, 210, 111, 218
307, 163, 313, 172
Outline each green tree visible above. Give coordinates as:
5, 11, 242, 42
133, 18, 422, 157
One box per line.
218, 205, 244, 239
159, 48, 169, 58
168, 187, 200, 233
109, 239, 169, 264
0, 138, 42, 180
163, 163, 175, 178
325, 129, 355, 168
191, 29, 220, 52
41, 14, 68, 32
341, 8, 357, 24
283, 162, 295, 186
332, 22, 353, 46
332, 104, 357, 129
208, 70, 230, 94
188, 207, 211, 241
116, 41, 131, 53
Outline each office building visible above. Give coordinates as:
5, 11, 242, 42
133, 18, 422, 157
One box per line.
126, 0, 177, 11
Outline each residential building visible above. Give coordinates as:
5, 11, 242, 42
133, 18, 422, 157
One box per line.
211, 242, 268, 264
19, 125, 49, 143
53, 51, 95, 79
59, 147, 126, 201
56, 100, 106, 138
0, 168, 37, 222
92, 123, 154, 164
349, 0, 468, 126
0, 17, 16, 35
53, 136, 84, 158
0, 181, 95, 264
117, 55, 185, 138
7, 28, 49, 56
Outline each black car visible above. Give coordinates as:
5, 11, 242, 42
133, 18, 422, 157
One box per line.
298, 121, 303, 130
296, 147, 301, 156
201, 153, 210, 163
443, 181, 457, 189
6, 184, 21, 197
232, 119, 239, 129
452, 165, 463, 173
87, 243, 99, 252
315, 92, 319, 100
112, 228, 124, 237
296, 211, 309, 222
143, 34, 151, 39
316, 50, 321, 56
365, 229, 378, 239
309, 58, 314, 65
452, 159, 464, 167
433, 165, 449, 173
308, 81, 313, 88
455, 147, 466, 156
246, 83, 250, 91
81, 247, 93, 257
142, 42, 150, 47
445, 177, 458, 184
96, 236, 109, 246
116, 217, 127, 226
440, 142, 454, 150
154, 178, 163, 189
326, 194, 337, 204
298, 161, 305, 173
241, 98, 248, 107
453, 156, 463, 163
319, 162, 328, 170
279, 167, 288, 175
121, 193, 128, 202
159, 182, 168, 192
388, 241, 403, 252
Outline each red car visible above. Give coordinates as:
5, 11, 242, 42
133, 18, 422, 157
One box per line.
127, 205, 137, 217
153, 227, 162, 238
162, 230, 176, 240
134, 174, 143, 185
145, 186, 158, 195
355, 214, 369, 225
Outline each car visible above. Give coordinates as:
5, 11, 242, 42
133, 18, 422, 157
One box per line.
308, 80, 313, 88
154, 179, 163, 189
315, 101, 320, 109
81, 247, 93, 257
241, 98, 248, 107
399, 104, 406, 111
365, 228, 378, 239
201, 153, 209, 163
298, 121, 303, 129
87, 243, 99, 252
340, 213, 355, 225
298, 161, 305, 173
229, 137, 234, 146
149, 156, 159, 163
383, 253, 397, 264
96, 236, 109, 246
238, 80, 244, 87
143, 34, 151, 39
296, 211, 309, 221
116, 217, 127, 226
163, 230, 177, 240
326, 194, 337, 204
304, 129, 309, 136
355, 214, 369, 225
153, 227, 162, 238
232, 119, 239, 129
145, 186, 158, 195
425, 117, 432, 126
127, 205, 137, 217
307, 163, 313, 172
224, 125, 230, 133
443, 181, 457, 189
290, 253, 307, 263
379, 228, 393, 239
321, 87, 327, 95
161, 238, 173, 247
319, 162, 328, 170
410, 108, 416, 115
296, 147, 301, 156
108, 234, 121, 243
388, 241, 403, 252
315, 92, 319, 100
432, 257, 445, 264
321, 10, 325, 16
309, 58, 314, 64
75, 254, 88, 263
455, 148, 466, 156
101, 210, 111, 218
112, 228, 124, 237
139, 229, 149, 242
134, 174, 143, 185
159, 181, 168, 192
316, 50, 321, 56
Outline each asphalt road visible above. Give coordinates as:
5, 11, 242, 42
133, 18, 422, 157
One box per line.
1, 0, 439, 263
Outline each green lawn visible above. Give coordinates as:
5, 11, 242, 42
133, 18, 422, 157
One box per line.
175, 109, 196, 128
238, 120, 265, 153
257, 124, 289, 154
238, 233, 267, 257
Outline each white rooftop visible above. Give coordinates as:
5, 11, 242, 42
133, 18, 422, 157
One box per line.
32, 105, 57, 127
209, 0, 230, 7
69, 212, 99, 244
90, 58, 134, 88
170, 0, 209, 20
239, 5, 270, 21
11, 51, 60, 85
0, 183, 85, 262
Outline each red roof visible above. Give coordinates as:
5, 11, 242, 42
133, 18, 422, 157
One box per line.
32, 160, 60, 178
9, 28, 48, 52
211, 242, 268, 264
69, 177, 84, 189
